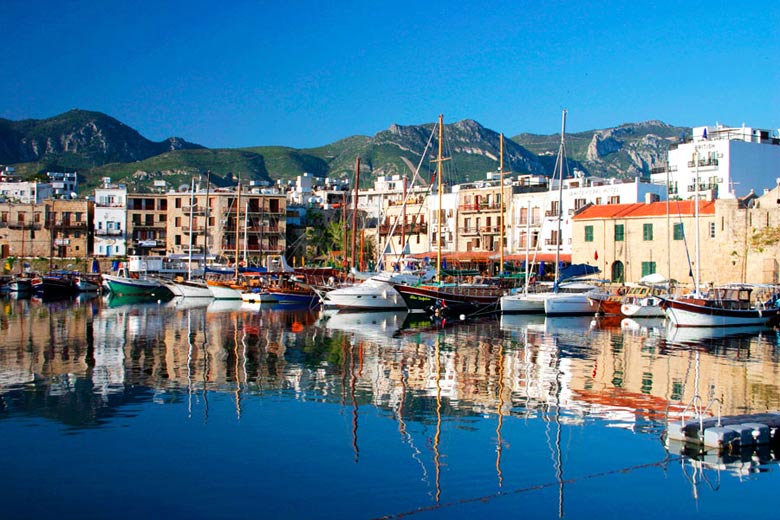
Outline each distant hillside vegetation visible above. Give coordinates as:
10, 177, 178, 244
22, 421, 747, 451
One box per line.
0, 110, 691, 192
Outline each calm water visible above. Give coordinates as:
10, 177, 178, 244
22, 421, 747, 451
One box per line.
2, 295, 780, 519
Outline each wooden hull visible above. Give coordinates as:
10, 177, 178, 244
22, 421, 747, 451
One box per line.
394, 283, 502, 315
661, 297, 780, 327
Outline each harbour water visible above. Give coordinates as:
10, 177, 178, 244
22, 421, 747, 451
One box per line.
2, 295, 780, 519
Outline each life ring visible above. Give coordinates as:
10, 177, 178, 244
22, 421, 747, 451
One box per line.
617, 286, 627, 296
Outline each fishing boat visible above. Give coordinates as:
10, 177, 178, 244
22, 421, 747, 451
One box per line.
7, 276, 34, 294
103, 265, 170, 297
660, 285, 780, 327
74, 273, 102, 292
34, 271, 79, 298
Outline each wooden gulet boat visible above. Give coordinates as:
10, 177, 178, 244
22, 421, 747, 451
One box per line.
392, 115, 507, 318
660, 285, 780, 327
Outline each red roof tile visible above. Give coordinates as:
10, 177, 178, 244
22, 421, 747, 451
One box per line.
573, 200, 715, 220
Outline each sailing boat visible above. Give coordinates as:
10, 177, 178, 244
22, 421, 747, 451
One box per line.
500, 110, 600, 315
392, 115, 507, 318
659, 148, 780, 327
160, 178, 213, 298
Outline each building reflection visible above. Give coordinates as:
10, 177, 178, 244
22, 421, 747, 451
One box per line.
1, 298, 780, 430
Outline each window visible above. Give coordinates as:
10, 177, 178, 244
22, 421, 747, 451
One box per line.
614, 224, 624, 241
643, 223, 653, 241
709, 222, 715, 238
574, 198, 587, 210
673, 223, 684, 240
609, 195, 621, 204
584, 225, 594, 242
641, 261, 657, 277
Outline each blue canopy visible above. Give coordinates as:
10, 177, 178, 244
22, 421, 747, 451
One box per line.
554, 263, 600, 290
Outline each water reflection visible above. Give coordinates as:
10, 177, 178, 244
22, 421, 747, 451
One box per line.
2, 297, 780, 517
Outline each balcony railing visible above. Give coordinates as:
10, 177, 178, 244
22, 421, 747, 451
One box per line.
459, 202, 502, 212
545, 238, 562, 246
687, 158, 719, 168
95, 228, 123, 236
52, 220, 87, 229
378, 223, 428, 236
8, 223, 42, 230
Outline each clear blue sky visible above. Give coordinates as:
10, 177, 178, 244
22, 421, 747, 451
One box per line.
3, 0, 778, 149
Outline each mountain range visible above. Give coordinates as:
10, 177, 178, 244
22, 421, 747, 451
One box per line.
0, 109, 689, 191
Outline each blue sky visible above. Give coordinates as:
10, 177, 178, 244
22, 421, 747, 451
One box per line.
2, 0, 778, 149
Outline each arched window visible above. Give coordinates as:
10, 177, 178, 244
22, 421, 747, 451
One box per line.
611, 261, 624, 283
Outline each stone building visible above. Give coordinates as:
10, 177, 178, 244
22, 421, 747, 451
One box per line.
571, 187, 780, 286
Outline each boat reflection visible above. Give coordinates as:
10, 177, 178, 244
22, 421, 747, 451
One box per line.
2, 295, 780, 507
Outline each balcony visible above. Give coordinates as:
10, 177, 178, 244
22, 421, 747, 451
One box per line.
52, 220, 87, 229
480, 226, 501, 234
545, 238, 562, 246
458, 227, 479, 236
136, 239, 163, 248
459, 202, 501, 212
132, 222, 165, 230
687, 158, 719, 168
95, 228, 124, 236
8, 223, 42, 230
182, 226, 206, 234
183, 205, 208, 216
545, 210, 560, 218
378, 223, 428, 236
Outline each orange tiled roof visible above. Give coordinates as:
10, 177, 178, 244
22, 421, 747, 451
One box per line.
573, 200, 716, 220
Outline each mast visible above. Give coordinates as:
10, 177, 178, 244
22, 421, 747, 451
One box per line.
499, 133, 506, 275
402, 174, 407, 258
187, 177, 195, 280
204, 170, 211, 278
694, 147, 701, 294
234, 178, 241, 278
351, 157, 360, 272
432, 115, 450, 281
554, 110, 567, 290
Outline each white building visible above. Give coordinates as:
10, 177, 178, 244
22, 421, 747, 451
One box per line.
46, 171, 79, 199
509, 173, 667, 261
0, 166, 53, 203
93, 178, 127, 257
652, 123, 780, 200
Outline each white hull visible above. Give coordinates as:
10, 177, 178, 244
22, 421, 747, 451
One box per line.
620, 303, 665, 318
664, 305, 771, 327
207, 284, 242, 300
321, 279, 405, 310
500, 292, 548, 314
544, 293, 596, 316
161, 279, 213, 298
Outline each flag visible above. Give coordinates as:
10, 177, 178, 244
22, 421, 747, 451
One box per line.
702, 128, 708, 139
594, 250, 598, 261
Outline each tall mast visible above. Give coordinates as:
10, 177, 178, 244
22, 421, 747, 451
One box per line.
351, 157, 360, 272
234, 178, 241, 278
694, 148, 701, 294
187, 177, 195, 280
554, 110, 567, 290
434, 114, 448, 281
204, 170, 211, 277
402, 174, 407, 258
499, 133, 506, 276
